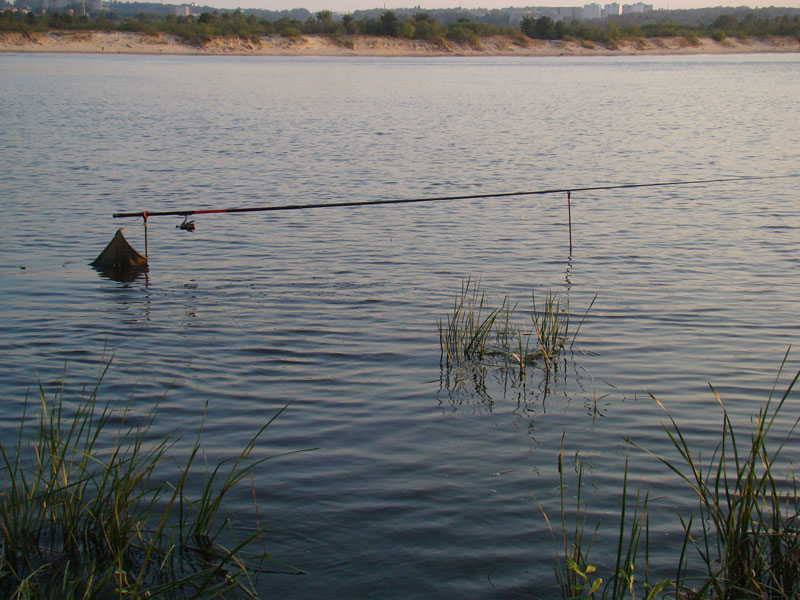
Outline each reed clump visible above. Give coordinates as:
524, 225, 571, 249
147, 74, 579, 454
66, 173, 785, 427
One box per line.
438, 277, 510, 369
645, 361, 800, 599
544, 358, 800, 599
541, 438, 670, 600
438, 277, 594, 377
0, 363, 303, 599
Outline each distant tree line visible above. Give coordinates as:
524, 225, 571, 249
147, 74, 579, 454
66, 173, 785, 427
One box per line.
2, 7, 799, 47
520, 11, 800, 45
0, 8, 515, 45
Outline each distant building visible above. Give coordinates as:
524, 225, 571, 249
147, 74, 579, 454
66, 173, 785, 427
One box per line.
172, 3, 201, 17
622, 2, 653, 13
582, 3, 602, 18
551, 6, 581, 20
510, 3, 651, 24
43, 0, 101, 12
508, 6, 582, 24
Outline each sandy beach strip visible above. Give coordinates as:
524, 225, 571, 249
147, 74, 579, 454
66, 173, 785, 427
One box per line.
2, 31, 800, 57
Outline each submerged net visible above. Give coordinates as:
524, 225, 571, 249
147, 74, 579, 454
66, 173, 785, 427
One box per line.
91, 229, 147, 270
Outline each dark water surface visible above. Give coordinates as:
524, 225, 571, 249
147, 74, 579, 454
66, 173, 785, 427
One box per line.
1, 53, 799, 598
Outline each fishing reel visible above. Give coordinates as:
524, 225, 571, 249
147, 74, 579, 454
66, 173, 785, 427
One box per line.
177, 216, 196, 232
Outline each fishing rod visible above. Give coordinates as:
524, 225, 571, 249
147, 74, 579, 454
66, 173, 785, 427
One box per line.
95, 174, 796, 273
111, 175, 796, 220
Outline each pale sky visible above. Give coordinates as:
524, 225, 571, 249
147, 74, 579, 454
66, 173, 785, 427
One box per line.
207, 0, 800, 11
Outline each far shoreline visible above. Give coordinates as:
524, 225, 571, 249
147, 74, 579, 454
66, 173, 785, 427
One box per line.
2, 31, 800, 57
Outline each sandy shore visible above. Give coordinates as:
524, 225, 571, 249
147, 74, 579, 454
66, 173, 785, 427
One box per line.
2, 31, 800, 57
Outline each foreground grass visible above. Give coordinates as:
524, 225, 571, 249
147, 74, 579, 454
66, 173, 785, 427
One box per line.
0, 363, 306, 599
546, 354, 800, 599
4, 344, 797, 598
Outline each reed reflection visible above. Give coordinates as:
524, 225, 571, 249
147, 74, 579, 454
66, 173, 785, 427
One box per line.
438, 345, 602, 420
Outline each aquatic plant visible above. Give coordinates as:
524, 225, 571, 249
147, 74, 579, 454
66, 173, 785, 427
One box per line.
543, 355, 800, 599
438, 277, 511, 370
530, 290, 572, 368
438, 278, 594, 377
0, 362, 307, 599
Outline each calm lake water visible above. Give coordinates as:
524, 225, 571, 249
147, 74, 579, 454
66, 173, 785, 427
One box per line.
1, 52, 799, 598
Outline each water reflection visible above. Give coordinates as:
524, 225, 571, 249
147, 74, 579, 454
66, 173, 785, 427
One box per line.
181, 282, 198, 327
438, 362, 494, 413
437, 347, 606, 422
95, 273, 203, 330
92, 264, 149, 284
564, 255, 573, 289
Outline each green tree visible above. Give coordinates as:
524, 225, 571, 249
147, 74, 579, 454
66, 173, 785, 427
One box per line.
379, 10, 398, 37
259, 17, 275, 34
522, 15, 561, 40
604, 20, 621, 41
710, 14, 739, 35
308, 10, 339, 34
446, 19, 481, 45
397, 19, 415, 39
412, 12, 442, 41
48, 11, 74, 29
275, 16, 303, 36
342, 13, 357, 34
